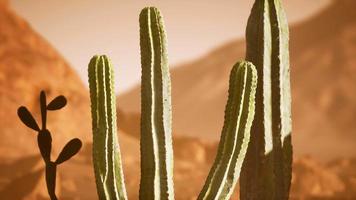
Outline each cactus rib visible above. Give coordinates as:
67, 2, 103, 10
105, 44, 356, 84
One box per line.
198, 61, 257, 200
88, 55, 128, 200
270, 0, 293, 198
139, 7, 174, 200
240, 0, 292, 199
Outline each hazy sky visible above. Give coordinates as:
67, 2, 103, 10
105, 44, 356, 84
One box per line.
10, 0, 331, 93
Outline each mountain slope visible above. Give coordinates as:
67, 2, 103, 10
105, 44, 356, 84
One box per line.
0, 1, 94, 198
1, 0, 356, 198
0, 3, 229, 199
118, 0, 356, 161
0, 1, 91, 157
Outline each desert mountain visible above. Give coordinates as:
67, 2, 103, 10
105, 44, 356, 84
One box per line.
0, 1, 91, 157
1, 0, 356, 199
0, 2, 230, 199
0, 2, 142, 199
0, 1, 93, 198
118, 0, 356, 161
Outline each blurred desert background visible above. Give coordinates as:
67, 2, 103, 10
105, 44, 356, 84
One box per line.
1, 0, 356, 199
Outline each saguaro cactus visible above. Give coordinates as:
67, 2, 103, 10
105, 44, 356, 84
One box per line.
88, 55, 128, 200
240, 0, 292, 199
87, 6, 261, 200
198, 61, 257, 200
139, 7, 174, 200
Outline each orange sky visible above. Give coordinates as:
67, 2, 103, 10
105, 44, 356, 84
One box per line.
10, 0, 331, 93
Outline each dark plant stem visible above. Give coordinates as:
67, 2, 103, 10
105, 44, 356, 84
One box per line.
45, 162, 57, 200
40, 91, 47, 130
18, 90, 82, 200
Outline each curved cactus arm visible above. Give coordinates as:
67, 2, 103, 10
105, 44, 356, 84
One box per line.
240, 0, 292, 199
88, 55, 128, 200
139, 7, 174, 200
198, 61, 257, 200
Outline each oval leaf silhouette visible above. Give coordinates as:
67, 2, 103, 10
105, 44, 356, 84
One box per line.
55, 138, 82, 164
47, 96, 67, 110
17, 106, 40, 131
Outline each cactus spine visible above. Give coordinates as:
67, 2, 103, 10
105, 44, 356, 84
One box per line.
139, 7, 174, 200
198, 61, 257, 200
88, 55, 128, 200
86, 4, 300, 200
240, 0, 292, 199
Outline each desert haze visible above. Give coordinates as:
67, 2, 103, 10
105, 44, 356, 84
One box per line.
0, 0, 356, 199
118, 0, 356, 162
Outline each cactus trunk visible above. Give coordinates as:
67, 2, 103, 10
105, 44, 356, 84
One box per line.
139, 7, 174, 200
88, 55, 128, 200
198, 61, 257, 200
240, 0, 292, 199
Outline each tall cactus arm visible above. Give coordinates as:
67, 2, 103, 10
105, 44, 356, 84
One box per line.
198, 61, 257, 200
139, 7, 174, 200
88, 55, 128, 200
240, 0, 292, 199
240, 0, 274, 199
88, 56, 105, 198
270, 0, 293, 198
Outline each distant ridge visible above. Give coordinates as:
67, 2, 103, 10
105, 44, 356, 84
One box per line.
118, 0, 356, 161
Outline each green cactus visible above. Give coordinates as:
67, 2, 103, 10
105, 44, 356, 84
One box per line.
198, 61, 257, 200
88, 55, 128, 200
139, 7, 174, 200
240, 0, 292, 199
86, 4, 294, 200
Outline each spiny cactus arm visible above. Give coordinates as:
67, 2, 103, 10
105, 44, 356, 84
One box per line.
270, 0, 293, 198
88, 55, 128, 200
139, 7, 174, 200
103, 57, 128, 200
88, 56, 107, 198
240, 0, 275, 198
198, 61, 257, 200
241, 0, 292, 199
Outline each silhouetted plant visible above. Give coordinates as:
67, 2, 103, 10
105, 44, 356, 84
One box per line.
17, 91, 82, 200
14, 0, 291, 199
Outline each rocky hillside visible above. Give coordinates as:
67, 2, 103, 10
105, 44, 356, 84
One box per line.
118, 0, 356, 161
0, 2, 234, 199
0, 1, 92, 198
1, 0, 356, 199
0, 1, 91, 158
